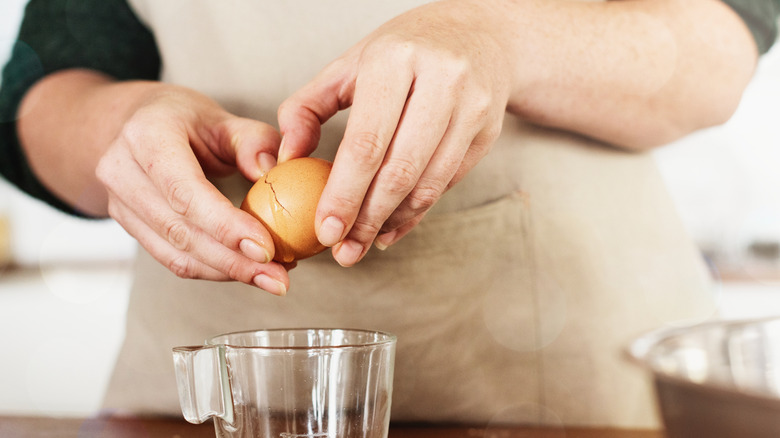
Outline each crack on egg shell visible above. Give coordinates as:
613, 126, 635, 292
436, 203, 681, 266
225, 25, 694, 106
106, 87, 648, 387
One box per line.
263, 175, 292, 217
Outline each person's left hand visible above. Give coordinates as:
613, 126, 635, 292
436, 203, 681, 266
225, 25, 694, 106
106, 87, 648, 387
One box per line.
278, 0, 514, 267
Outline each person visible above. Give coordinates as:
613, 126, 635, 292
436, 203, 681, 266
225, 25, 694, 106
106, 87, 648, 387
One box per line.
1, 0, 778, 429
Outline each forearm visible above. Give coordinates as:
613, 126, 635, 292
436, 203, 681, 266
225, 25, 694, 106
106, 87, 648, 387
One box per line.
17, 69, 163, 217
498, 0, 758, 149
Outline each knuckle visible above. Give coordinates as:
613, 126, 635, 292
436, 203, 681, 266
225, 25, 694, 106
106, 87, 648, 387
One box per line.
472, 90, 493, 115
445, 55, 471, 81
378, 159, 419, 195
367, 34, 414, 62
95, 148, 123, 190
351, 215, 383, 239
277, 96, 305, 122
118, 117, 148, 148
482, 121, 503, 144
381, 214, 404, 233
327, 187, 364, 213
216, 256, 240, 280
472, 121, 503, 154
224, 259, 251, 283
405, 182, 441, 215
105, 200, 122, 221
432, 55, 471, 92
163, 217, 193, 252
166, 179, 195, 216
211, 219, 233, 244
94, 156, 111, 186
277, 98, 293, 117
348, 131, 386, 164
388, 39, 416, 64
168, 255, 196, 279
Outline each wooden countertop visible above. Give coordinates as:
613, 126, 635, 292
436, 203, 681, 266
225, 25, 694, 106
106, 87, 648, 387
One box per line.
0, 416, 665, 437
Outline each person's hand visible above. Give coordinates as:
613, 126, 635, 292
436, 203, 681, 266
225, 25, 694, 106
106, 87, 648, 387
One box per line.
278, 0, 514, 267
95, 85, 290, 295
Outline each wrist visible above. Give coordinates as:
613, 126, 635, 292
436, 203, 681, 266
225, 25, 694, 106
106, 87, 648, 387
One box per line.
18, 69, 170, 216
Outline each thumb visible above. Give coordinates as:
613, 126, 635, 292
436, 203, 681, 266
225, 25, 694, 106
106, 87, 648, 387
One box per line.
216, 117, 282, 182
277, 60, 357, 162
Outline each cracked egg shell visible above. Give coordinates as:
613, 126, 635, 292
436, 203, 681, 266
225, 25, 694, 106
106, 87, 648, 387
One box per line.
241, 157, 332, 263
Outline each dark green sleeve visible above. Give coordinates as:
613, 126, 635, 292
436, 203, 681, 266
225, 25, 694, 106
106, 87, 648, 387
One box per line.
0, 0, 161, 217
720, 0, 780, 55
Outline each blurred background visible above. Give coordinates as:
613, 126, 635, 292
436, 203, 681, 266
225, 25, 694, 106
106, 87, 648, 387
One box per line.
1, 0, 779, 419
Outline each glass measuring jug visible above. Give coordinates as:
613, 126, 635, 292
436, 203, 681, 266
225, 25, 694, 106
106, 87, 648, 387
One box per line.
173, 328, 396, 438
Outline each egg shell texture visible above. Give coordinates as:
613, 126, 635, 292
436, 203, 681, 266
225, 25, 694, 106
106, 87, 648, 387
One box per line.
241, 157, 332, 263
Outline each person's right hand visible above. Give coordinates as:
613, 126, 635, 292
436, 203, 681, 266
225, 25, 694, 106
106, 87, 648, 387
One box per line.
94, 84, 290, 295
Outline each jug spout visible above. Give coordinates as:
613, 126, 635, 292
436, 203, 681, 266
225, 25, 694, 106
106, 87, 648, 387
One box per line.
172, 345, 234, 425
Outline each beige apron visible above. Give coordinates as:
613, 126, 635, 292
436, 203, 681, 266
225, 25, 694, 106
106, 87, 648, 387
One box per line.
103, 0, 716, 428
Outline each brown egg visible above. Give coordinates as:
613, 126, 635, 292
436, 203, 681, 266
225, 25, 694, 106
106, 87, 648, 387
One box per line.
241, 157, 332, 263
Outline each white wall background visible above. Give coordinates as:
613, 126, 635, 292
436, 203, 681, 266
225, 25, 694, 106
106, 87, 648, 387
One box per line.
656, 42, 780, 271
0, 0, 137, 417
0, 0, 779, 418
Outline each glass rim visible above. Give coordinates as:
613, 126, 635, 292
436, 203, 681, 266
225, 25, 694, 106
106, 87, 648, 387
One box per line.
201, 327, 397, 350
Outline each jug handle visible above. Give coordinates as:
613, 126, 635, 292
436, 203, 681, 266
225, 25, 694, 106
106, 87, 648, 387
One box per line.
172, 345, 235, 425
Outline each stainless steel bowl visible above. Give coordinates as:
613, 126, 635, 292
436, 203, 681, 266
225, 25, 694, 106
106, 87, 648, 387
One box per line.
628, 317, 780, 437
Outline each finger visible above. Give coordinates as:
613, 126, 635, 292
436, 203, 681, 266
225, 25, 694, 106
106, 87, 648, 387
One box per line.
447, 115, 502, 186
329, 77, 455, 263
380, 128, 471, 233
383, 96, 502, 233
112, 196, 290, 295
102, 141, 282, 281
334, 98, 499, 265
374, 211, 428, 250
277, 60, 356, 162
214, 117, 281, 182
372, 126, 491, 253
315, 61, 415, 248
123, 180, 271, 284
120, 120, 277, 264
373, 121, 495, 253
331, 142, 462, 267
107, 195, 230, 282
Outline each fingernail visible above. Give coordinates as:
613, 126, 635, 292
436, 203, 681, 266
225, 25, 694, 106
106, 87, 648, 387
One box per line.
318, 216, 345, 247
374, 230, 398, 251
240, 238, 271, 263
278, 136, 290, 163
257, 152, 276, 176
253, 274, 287, 296
335, 239, 364, 267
